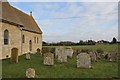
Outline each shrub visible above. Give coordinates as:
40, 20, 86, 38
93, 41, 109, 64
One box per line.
42, 47, 50, 54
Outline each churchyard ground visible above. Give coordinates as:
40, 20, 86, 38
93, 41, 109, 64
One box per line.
2, 44, 119, 78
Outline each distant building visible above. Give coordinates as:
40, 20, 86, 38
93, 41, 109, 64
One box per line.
96, 40, 109, 45
0, 2, 42, 59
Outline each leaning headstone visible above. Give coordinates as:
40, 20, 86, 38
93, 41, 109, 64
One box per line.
65, 47, 73, 58
43, 53, 54, 65
89, 52, 97, 62
26, 53, 30, 60
26, 68, 35, 78
107, 52, 117, 62
77, 53, 91, 68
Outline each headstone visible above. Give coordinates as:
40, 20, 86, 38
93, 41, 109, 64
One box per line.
11, 48, 18, 63
65, 47, 73, 58
57, 47, 68, 63
43, 53, 54, 65
26, 68, 35, 78
26, 53, 30, 60
107, 52, 117, 62
89, 52, 97, 62
77, 53, 91, 68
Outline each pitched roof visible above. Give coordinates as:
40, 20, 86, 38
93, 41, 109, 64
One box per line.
2, 2, 42, 34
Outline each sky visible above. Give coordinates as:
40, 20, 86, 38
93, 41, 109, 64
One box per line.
8, 1, 118, 42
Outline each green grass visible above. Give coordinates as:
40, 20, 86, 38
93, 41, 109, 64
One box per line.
44, 44, 118, 52
2, 44, 119, 78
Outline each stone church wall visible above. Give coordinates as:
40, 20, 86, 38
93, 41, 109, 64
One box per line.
22, 30, 42, 54
1, 22, 22, 59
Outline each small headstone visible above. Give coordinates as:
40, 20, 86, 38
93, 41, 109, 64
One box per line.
77, 53, 91, 68
89, 52, 97, 62
43, 53, 54, 65
26, 53, 30, 60
26, 68, 35, 78
107, 52, 117, 62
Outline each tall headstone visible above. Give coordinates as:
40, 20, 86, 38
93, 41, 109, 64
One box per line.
43, 53, 54, 65
77, 53, 91, 68
56, 47, 68, 63
26, 68, 35, 78
11, 48, 18, 63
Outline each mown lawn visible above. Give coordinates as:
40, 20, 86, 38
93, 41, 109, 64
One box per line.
2, 44, 119, 78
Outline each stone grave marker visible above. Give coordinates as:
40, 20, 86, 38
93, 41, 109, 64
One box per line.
26, 53, 30, 60
11, 48, 18, 63
77, 53, 91, 68
57, 47, 68, 63
43, 53, 54, 65
26, 68, 35, 78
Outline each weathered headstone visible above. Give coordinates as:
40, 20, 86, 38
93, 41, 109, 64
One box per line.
56, 47, 68, 63
11, 48, 18, 63
43, 53, 54, 65
77, 53, 91, 68
26, 53, 30, 60
89, 52, 97, 62
107, 52, 117, 62
26, 68, 35, 78
65, 47, 73, 58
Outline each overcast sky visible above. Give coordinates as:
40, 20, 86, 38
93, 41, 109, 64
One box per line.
9, 2, 118, 42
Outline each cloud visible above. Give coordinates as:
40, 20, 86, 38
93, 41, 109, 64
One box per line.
9, 2, 118, 42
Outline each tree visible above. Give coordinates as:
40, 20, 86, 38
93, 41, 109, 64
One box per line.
112, 37, 117, 43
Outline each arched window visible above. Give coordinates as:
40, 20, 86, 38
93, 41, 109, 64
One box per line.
22, 35, 25, 43
4, 29, 9, 45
